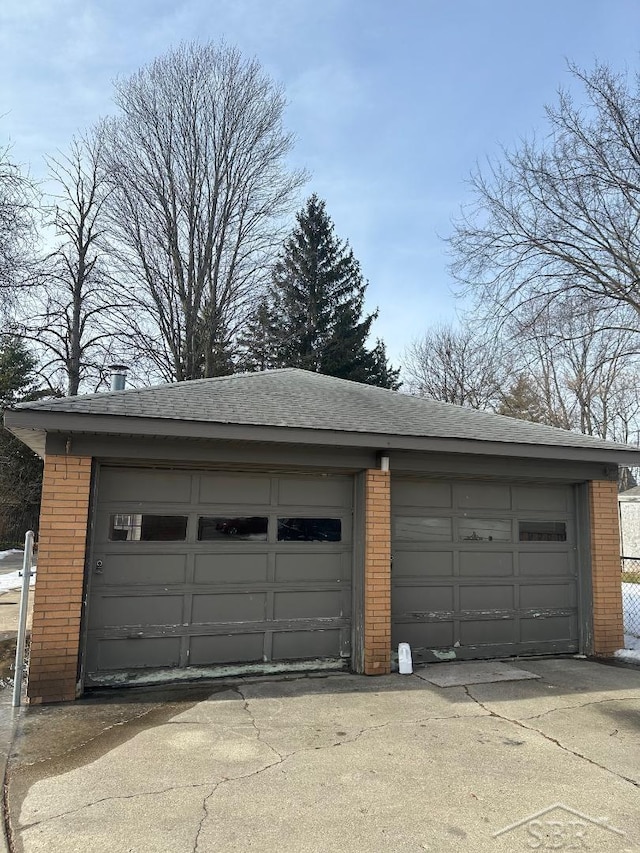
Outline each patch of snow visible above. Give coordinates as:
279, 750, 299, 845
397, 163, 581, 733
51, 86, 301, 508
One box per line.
622, 582, 640, 640
0, 549, 23, 561
619, 582, 640, 657
615, 648, 640, 663
0, 570, 35, 592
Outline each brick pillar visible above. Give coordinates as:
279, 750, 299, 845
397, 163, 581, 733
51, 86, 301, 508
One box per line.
588, 480, 624, 656
363, 469, 391, 675
28, 455, 92, 704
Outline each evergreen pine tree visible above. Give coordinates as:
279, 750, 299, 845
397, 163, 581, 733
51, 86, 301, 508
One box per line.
235, 298, 280, 373
0, 336, 44, 543
254, 194, 399, 388
368, 339, 401, 391
497, 374, 550, 424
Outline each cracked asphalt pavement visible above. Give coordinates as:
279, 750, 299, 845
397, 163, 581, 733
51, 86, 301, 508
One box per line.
5, 658, 640, 852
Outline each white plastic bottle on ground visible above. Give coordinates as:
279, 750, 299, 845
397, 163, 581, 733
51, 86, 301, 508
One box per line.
398, 642, 413, 674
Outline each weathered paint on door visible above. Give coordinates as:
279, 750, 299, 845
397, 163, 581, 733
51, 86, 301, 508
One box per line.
86, 468, 353, 682
391, 478, 578, 662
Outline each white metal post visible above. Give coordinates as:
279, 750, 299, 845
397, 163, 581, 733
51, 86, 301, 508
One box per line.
13, 531, 34, 708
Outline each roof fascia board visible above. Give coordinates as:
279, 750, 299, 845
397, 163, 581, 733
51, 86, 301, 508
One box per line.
5, 409, 639, 465
45, 432, 378, 471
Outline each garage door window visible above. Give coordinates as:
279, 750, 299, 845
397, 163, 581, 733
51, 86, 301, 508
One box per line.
109, 514, 188, 541
395, 517, 452, 542
459, 518, 511, 542
198, 516, 268, 541
519, 521, 567, 542
277, 518, 341, 542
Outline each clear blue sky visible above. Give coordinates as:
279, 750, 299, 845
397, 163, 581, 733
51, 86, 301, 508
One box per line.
1, 0, 640, 365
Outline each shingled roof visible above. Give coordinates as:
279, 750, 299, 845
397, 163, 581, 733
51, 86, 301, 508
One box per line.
619, 485, 640, 498
8, 368, 640, 456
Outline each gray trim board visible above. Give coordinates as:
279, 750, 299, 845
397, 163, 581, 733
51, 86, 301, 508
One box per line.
6, 408, 638, 465
351, 472, 366, 674
389, 451, 617, 483
78, 460, 100, 695
43, 434, 619, 485
574, 482, 594, 656
45, 433, 378, 472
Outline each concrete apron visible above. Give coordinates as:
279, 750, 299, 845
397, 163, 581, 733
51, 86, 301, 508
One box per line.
5, 659, 640, 853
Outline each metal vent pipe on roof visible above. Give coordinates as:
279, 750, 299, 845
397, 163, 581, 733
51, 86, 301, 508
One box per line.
109, 365, 129, 392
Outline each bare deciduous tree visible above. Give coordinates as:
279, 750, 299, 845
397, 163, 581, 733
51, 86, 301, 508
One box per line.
97, 41, 306, 382
402, 323, 507, 409
24, 137, 125, 395
449, 62, 640, 327
0, 142, 37, 309
512, 300, 640, 442
406, 304, 640, 451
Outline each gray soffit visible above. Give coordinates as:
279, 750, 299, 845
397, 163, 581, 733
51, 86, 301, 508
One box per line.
6, 368, 640, 464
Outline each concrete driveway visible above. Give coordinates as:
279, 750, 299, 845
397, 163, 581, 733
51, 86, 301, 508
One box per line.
5, 658, 640, 852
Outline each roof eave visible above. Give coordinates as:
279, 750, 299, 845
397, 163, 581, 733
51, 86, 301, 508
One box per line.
5, 409, 639, 466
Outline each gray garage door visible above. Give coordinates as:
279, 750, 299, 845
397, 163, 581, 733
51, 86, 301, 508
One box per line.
392, 478, 579, 663
86, 468, 353, 683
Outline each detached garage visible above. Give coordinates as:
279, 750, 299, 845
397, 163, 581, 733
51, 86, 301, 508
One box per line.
5, 368, 637, 703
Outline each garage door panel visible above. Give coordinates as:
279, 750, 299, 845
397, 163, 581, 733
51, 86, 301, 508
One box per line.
519, 583, 576, 608
512, 485, 570, 512
457, 483, 510, 510
191, 593, 266, 624
273, 590, 348, 620
89, 595, 183, 628
392, 585, 453, 614
96, 554, 188, 586
392, 621, 453, 648
394, 516, 452, 542
198, 474, 271, 505
272, 630, 343, 660
275, 553, 346, 582
189, 633, 264, 665
278, 477, 351, 507
521, 615, 577, 642
459, 552, 513, 576
96, 637, 181, 670
459, 585, 514, 610
194, 553, 269, 584
460, 619, 516, 645
393, 551, 453, 577
393, 480, 452, 508
99, 469, 192, 504
519, 552, 573, 577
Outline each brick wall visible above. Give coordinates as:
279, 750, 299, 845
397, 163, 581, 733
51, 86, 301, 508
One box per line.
588, 479, 624, 656
28, 455, 92, 703
363, 469, 391, 675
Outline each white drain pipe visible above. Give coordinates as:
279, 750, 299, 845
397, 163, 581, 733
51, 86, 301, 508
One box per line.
13, 531, 35, 708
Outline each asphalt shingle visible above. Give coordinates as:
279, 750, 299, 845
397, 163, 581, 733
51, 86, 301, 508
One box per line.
12, 368, 638, 453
